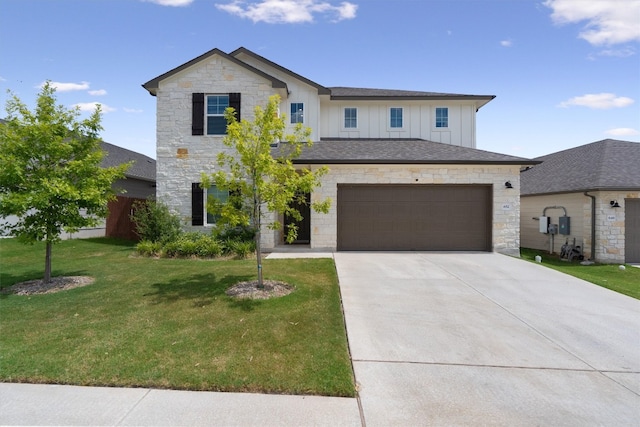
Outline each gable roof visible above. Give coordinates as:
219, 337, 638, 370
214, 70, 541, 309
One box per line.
142, 48, 287, 96
142, 47, 495, 107
521, 139, 640, 195
328, 87, 495, 109
230, 47, 331, 95
101, 141, 156, 182
275, 138, 538, 165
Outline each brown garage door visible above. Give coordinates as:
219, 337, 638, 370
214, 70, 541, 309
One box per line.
626, 199, 640, 263
337, 184, 492, 251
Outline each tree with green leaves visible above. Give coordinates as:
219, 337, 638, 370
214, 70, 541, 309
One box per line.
0, 82, 129, 282
202, 95, 330, 288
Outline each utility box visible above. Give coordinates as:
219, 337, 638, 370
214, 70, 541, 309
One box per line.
548, 224, 558, 234
539, 216, 550, 233
559, 216, 570, 235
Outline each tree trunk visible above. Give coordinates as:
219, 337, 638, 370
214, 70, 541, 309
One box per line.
255, 228, 263, 289
44, 241, 52, 283
253, 185, 264, 289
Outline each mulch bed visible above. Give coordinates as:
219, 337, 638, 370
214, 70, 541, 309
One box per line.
225, 280, 294, 300
1, 276, 95, 296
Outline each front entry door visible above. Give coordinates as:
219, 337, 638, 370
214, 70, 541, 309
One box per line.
284, 193, 311, 244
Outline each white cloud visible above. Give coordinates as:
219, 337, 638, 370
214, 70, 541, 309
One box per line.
143, 0, 193, 6
558, 93, 634, 109
215, 0, 358, 24
544, 0, 640, 46
42, 81, 90, 92
123, 107, 144, 113
500, 39, 513, 47
73, 102, 116, 113
88, 89, 107, 96
590, 46, 636, 58
605, 127, 639, 136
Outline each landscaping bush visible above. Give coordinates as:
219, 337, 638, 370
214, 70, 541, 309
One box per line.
225, 239, 256, 259
131, 198, 182, 244
214, 225, 256, 243
163, 232, 222, 258
136, 240, 163, 257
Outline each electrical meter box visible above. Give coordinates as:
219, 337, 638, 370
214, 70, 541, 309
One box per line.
539, 216, 550, 233
559, 216, 570, 235
548, 224, 558, 234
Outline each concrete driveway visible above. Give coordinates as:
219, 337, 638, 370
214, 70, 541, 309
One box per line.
334, 252, 640, 426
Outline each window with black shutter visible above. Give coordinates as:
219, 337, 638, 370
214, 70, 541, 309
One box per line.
229, 93, 241, 121
192, 183, 204, 226
192, 93, 204, 135
192, 93, 241, 136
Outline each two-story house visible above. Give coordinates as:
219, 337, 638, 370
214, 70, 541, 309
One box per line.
143, 47, 537, 256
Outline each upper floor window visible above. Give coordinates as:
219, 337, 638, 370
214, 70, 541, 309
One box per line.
206, 95, 229, 135
344, 107, 357, 128
390, 107, 403, 128
435, 107, 448, 128
291, 103, 304, 124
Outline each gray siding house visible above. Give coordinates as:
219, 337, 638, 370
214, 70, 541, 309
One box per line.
520, 139, 640, 264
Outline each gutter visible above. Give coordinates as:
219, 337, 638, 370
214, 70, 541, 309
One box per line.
584, 192, 596, 261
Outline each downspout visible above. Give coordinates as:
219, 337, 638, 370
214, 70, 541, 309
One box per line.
584, 192, 596, 261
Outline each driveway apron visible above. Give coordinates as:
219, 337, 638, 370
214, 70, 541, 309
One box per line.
334, 252, 640, 426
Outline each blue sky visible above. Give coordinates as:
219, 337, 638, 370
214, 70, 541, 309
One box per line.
1, 0, 638, 160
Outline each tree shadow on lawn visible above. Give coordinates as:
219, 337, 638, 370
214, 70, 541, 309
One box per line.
145, 273, 260, 310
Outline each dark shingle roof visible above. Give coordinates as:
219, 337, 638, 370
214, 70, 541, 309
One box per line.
329, 86, 495, 101
101, 142, 156, 182
275, 138, 537, 165
521, 139, 640, 195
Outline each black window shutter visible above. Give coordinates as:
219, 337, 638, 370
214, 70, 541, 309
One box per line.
192, 93, 204, 135
192, 183, 204, 226
229, 93, 241, 121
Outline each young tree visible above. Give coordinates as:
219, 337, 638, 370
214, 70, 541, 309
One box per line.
0, 82, 129, 282
202, 95, 330, 288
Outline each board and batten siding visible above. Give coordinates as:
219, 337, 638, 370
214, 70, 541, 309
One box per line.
319, 101, 477, 147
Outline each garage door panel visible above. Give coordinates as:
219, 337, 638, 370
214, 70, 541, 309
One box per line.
338, 184, 491, 251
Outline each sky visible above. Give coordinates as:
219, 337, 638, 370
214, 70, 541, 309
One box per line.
1, 0, 639, 160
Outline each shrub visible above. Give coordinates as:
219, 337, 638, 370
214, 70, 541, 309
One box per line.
214, 225, 256, 243
163, 232, 223, 258
136, 240, 162, 257
226, 239, 256, 259
131, 198, 182, 244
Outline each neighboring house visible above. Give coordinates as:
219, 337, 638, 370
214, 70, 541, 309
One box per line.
520, 139, 640, 264
0, 134, 156, 240
143, 47, 537, 256
98, 142, 157, 240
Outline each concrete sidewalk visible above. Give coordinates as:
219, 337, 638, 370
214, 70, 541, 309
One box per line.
0, 383, 361, 426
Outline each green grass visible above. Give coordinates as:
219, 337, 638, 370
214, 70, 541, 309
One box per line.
520, 248, 640, 300
0, 238, 355, 396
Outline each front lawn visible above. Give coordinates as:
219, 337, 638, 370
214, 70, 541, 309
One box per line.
520, 248, 640, 300
0, 238, 355, 396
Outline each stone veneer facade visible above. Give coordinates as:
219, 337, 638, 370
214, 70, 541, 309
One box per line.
261, 164, 522, 257
152, 52, 524, 258
154, 55, 285, 228
586, 191, 639, 263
